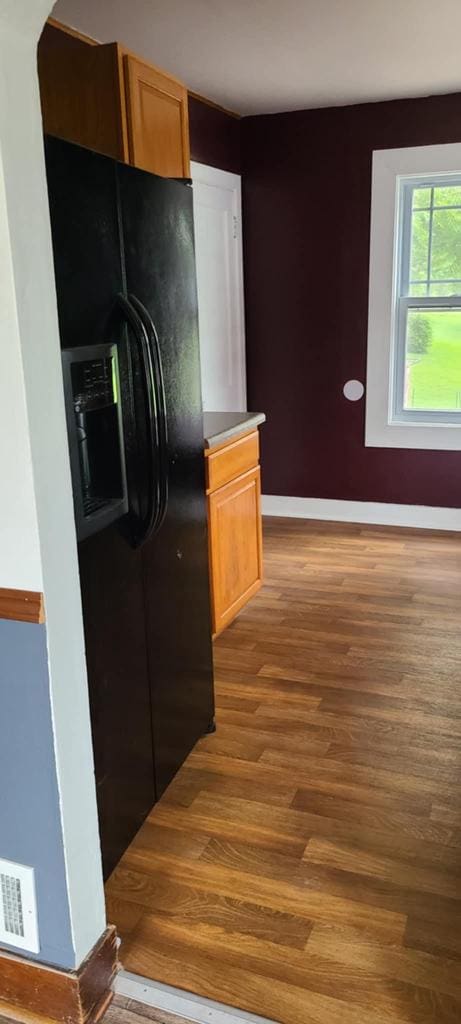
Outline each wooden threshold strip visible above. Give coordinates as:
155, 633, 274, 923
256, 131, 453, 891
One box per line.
0, 588, 45, 624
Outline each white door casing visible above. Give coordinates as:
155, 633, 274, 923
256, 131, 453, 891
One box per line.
191, 162, 247, 412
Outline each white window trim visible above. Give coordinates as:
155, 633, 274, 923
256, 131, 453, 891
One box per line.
366, 141, 461, 450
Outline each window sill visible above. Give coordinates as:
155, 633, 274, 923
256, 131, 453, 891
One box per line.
365, 418, 461, 451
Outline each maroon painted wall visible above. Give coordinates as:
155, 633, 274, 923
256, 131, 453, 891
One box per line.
242, 93, 461, 507
188, 95, 241, 174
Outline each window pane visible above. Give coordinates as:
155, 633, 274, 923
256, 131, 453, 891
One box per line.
430, 208, 461, 284
412, 187, 431, 209
428, 281, 461, 296
409, 283, 428, 296
404, 309, 461, 411
433, 185, 461, 207
409, 210, 429, 286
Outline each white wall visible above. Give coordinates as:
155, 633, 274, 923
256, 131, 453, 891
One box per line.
0, 149, 43, 591
0, 1, 106, 967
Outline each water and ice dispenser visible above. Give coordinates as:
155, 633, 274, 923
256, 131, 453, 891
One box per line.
62, 343, 128, 540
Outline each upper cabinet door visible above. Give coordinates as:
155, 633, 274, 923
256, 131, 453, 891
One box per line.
124, 55, 190, 179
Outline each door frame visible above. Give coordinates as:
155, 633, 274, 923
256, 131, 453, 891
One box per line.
191, 161, 247, 412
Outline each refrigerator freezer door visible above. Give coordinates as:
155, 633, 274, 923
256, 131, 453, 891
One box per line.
44, 136, 123, 351
78, 528, 155, 877
45, 136, 156, 877
118, 163, 215, 797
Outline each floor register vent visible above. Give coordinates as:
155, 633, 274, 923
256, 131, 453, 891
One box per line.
0, 859, 39, 953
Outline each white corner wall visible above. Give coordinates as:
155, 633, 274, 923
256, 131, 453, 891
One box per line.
0, 148, 43, 591
0, 2, 106, 968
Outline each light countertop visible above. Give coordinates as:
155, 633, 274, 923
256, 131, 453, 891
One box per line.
203, 411, 266, 449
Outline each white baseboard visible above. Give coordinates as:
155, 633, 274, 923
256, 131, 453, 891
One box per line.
262, 494, 461, 531
114, 970, 277, 1024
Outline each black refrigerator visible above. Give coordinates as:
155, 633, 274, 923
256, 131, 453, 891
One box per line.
44, 135, 215, 878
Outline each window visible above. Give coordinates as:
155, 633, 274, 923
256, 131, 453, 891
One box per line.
366, 143, 461, 450
396, 179, 461, 420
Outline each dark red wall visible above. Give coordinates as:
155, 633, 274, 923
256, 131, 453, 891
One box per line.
242, 93, 461, 506
188, 95, 241, 174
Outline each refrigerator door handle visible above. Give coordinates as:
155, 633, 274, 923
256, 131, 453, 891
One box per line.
128, 293, 169, 533
116, 293, 161, 547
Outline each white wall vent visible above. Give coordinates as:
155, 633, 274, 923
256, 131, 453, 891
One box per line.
0, 859, 39, 954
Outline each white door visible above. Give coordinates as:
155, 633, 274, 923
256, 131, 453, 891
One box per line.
191, 162, 246, 412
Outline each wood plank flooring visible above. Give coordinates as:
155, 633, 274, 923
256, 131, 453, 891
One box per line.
106, 517, 461, 1024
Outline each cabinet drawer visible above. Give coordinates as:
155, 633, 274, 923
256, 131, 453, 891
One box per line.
206, 430, 259, 493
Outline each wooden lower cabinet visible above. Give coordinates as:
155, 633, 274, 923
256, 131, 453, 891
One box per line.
206, 433, 263, 636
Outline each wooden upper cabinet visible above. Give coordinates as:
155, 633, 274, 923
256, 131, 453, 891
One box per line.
38, 21, 190, 178
38, 24, 128, 161
124, 55, 190, 178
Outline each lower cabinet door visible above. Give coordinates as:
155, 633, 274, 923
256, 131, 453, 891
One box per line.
208, 466, 263, 635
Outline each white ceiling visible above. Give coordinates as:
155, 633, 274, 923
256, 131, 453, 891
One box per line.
51, 0, 461, 116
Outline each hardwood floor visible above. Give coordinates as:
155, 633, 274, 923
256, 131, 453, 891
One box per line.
106, 517, 461, 1024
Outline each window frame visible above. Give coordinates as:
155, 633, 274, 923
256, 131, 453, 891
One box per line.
365, 143, 461, 450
